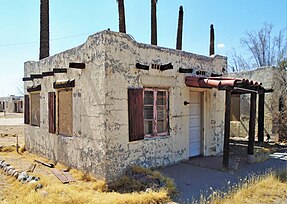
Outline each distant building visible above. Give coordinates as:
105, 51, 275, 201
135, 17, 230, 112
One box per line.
229, 67, 283, 141
0, 95, 24, 113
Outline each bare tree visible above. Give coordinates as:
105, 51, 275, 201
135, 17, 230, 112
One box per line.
228, 23, 287, 72
228, 48, 250, 72
273, 68, 287, 141
16, 81, 24, 95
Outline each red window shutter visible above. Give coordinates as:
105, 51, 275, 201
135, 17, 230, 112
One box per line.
128, 88, 144, 141
48, 92, 56, 134
24, 95, 30, 124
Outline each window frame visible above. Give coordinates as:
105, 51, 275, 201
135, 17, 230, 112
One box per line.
143, 88, 169, 137
231, 94, 240, 121
30, 92, 41, 127
57, 88, 73, 137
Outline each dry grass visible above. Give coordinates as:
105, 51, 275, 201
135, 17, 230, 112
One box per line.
1, 173, 169, 204
0, 154, 170, 204
0, 145, 16, 152
108, 165, 177, 196
208, 172, 287, 204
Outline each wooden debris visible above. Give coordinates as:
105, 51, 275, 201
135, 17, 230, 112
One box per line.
50, 169, 76, 183
34, 159, 54, 168
27, 164, 37, 172
61, 170, 76, 182
51, 169, 69, 184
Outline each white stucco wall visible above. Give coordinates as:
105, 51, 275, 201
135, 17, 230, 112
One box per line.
24, 32, 108, 179
101, 31, 226, 179
24, 30, 227, 180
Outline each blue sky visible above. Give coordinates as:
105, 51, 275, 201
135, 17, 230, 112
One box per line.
0, 0, 286, 96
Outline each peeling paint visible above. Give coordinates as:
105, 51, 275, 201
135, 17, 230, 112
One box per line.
24, 30, 227, 180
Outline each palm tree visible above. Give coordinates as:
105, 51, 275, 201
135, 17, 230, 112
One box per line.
209, 24, 215, 55
39, 0, 49, 60
117, 0, 126, 33
176, 6, 183, 50
151, 0, 157, 45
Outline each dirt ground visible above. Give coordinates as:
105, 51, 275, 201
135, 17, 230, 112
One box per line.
0, 113, 25, 200
0, 113, 24, 148
0, 112, 62, 201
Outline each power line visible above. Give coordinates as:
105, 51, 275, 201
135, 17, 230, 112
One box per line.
0, 31, 96, 47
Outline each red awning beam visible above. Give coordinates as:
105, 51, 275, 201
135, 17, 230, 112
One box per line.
185, 76, 264, 93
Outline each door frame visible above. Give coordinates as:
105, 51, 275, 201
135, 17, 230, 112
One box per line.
188, 90, 205, 157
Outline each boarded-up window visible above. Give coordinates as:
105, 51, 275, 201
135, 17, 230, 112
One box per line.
58, 89, 73, 136
24, 95, 30, 124
30, 93, 40, 126
128, 88, 144, 142
48, 92, 56, 134
231, 94, 240, 121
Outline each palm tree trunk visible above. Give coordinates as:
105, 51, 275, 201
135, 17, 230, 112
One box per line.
117, 0, 126, 33
176, 6, 183, 50
209, 24, 215, 56
151, 0, 157, 45
39, 0, 49, 60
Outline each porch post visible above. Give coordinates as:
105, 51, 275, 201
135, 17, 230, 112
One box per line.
258, 91, 265, 143
223, 88, 231, 168
247, 93, 257, 159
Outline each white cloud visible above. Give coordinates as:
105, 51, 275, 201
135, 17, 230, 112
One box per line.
217, 43, 225, 48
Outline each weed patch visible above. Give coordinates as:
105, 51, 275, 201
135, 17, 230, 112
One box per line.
201, 172, 287, 204
108, 166, 177, 196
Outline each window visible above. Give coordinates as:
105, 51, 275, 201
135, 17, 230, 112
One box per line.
30, 93, 40, 126
58, 89, 73, 136
231, 94, 240, 121
128, 88, 169, 142
144, 88, 169, 136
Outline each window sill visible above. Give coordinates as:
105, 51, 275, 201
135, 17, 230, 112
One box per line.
144, 134, 170, 140
30, 124, 40, 128
57, 134, 73, 138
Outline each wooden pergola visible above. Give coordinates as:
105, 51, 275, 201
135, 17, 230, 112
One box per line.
185, 76, 273, 168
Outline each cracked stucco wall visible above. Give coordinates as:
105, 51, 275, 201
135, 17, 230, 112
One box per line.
24, 30, 227, 180
102, 31, 226, 179
24, 32, 108, 179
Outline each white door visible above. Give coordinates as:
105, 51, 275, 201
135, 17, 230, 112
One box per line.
189, 91, 202, 157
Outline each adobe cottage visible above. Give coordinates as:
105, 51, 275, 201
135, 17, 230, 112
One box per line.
0, 95, 24, 113
23, 30, 228, 180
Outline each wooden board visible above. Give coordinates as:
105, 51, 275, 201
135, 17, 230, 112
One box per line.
61, 170, 76, 182
30, 93, 40, 126
51, 169, 69, 184
58, 89, 73, 136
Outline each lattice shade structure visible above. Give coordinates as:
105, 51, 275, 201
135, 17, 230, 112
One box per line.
185, 76, 267, 93
185, 75, 272, 168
